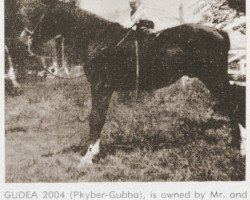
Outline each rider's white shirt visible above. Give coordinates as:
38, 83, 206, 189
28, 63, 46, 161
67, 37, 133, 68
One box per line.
123, 6, 150, 30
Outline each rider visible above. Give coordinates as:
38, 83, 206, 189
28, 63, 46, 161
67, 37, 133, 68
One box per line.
127, 0, 155, 35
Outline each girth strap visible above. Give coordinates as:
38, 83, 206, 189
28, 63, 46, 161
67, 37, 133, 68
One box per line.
135, 39, 139, 99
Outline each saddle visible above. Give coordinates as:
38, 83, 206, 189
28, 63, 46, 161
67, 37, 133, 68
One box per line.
137, 19, 155, 30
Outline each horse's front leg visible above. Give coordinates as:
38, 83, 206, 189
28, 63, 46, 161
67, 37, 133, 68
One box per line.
55, 37, 63, 68
55, 36, 70, 75
79, 86, 113, 167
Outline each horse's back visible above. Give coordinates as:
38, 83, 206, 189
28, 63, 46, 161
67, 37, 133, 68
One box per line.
156, 23, 230, 52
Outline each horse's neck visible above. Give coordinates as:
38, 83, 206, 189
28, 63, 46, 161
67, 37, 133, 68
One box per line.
61, 7, 126, 57
79, 15, 125, 56
87, 17, 125, 49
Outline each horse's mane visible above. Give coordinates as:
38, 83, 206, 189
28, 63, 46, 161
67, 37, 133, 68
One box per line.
56, 1, 125, 33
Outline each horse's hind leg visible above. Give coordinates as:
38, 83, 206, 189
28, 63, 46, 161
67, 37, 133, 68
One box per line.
201, 74, 241, 150
79, 86, 113, 167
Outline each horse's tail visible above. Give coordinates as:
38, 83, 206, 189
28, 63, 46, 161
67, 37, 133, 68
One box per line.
218, 29, 230, 52
216, 29, 230, 76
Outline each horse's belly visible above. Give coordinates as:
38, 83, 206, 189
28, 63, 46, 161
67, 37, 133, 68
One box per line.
111, 62, 183, 91
110, 44, 187, 91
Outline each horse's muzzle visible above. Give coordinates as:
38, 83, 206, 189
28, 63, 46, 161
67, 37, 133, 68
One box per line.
20, 30, 43, 56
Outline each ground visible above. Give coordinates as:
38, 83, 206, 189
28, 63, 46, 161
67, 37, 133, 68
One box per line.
5, 75, 245, 182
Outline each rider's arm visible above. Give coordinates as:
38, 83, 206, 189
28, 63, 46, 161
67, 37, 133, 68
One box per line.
130, 7, 144, 26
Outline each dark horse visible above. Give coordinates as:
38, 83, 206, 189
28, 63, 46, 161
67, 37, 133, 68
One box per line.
21, 0, 244, 166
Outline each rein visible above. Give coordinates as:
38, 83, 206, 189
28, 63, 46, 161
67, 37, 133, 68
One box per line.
88, 24, 135, 59
24, 4, 49, 36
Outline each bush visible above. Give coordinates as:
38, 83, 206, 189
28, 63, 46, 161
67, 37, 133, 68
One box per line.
227, 0, 245, 13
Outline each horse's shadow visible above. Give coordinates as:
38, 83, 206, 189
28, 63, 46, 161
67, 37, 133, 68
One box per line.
173, 117, 229, 147
42, 141, 135, 164
42, 116, 228, 161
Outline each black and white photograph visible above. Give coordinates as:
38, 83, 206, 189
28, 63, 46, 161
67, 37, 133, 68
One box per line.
4, 0, 246, 182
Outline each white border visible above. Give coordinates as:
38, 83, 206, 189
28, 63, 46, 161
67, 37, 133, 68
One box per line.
246, 0, 250, 181
0, 183, 250, 200
0, 0, 249, 199
0, 0, 5, 184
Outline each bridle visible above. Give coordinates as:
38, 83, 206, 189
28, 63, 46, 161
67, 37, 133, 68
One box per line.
23, 4, 85, 79
24, 3, 50, 38
23, 3, 51, 58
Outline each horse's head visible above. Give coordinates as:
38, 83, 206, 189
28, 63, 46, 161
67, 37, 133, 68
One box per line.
20, 0, 74, 55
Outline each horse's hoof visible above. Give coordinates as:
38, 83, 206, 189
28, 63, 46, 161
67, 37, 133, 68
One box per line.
77, 139, 100, 169
239, 124, 246, 157
77, 158, 93, 169
240, 139, 246, 157
240, 147, 246, 157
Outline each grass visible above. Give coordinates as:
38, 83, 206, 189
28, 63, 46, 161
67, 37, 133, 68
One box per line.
5, 75, 245, 182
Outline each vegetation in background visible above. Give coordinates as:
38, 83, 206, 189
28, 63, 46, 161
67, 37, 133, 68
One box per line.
196, 0, 245, 29
227, 0, 245, 13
